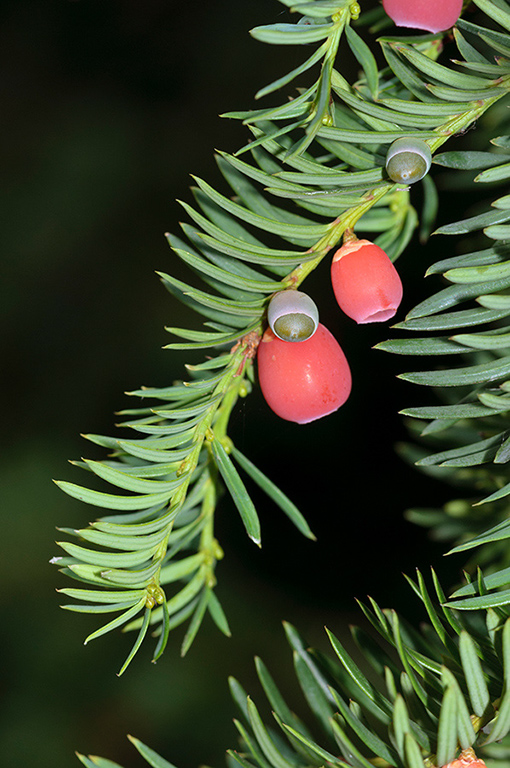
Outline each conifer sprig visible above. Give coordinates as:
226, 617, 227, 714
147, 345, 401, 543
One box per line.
380, 127, 510, 597
77, 573, 510, 768
54, 0, 510, 673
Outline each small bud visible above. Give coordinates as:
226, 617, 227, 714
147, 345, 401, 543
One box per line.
257, 323, 351, 424
349, 3, 361, 21
331, 239, 403, 324
385, 138, 432, 185
220, 436, 234, 454
267, 290, 319, 342
238, 380, 251, 398
382, 0, 463, 33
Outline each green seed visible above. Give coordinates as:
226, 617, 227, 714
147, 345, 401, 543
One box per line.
386, 151, 428, 183
274, 313, 316, 342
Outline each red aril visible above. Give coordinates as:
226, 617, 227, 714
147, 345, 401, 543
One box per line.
382, 0, 463, 33
331, 239, 403, 324
257, 324, 351, 424
443, 748, 487, 768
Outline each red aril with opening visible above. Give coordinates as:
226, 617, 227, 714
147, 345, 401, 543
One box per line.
331, 239, 403, 324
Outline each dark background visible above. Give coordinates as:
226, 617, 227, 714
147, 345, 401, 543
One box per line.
0, 1, 469, 766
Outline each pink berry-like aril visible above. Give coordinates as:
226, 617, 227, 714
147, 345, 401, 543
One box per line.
331, 239, 403, 324
257, 324, 351, 424
382, 0, 463, 33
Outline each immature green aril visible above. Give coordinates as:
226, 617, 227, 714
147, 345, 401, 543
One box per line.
385, 138, 432, 184
267, 290, 319, 342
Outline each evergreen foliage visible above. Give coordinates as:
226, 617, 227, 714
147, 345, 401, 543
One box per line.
51, 0, 510, 765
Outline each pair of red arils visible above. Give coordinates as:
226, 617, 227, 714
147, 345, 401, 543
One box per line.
257, 240, 403, 424
257, 1, 465, 424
